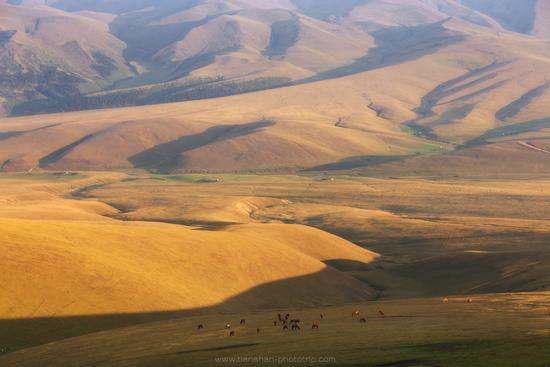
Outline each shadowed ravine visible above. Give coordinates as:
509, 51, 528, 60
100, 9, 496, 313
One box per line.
297, 20, 465, 85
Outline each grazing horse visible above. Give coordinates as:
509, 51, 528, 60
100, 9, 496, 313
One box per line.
312, 323, 319, 329
240, 319, 246, 326
352, 310, 360, 316
197, 324, 204, 330
225, 323, 231, 329
378, 310, 385, 317
360, 318, 367, 323
229, 331, 235, 337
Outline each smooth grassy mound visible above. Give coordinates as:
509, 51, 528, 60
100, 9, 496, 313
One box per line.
0, 218, 378, 319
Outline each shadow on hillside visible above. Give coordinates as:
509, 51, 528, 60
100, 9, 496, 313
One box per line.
0, 266, 375, 352
0, 131, 23, 141
461, 117, 550, 148
297, 20, 464, 85
128, 120, 275, 173
304, 155, 411, 171
108, 216, 239, 231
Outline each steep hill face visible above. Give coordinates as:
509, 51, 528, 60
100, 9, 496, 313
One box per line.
0, 1, 131, 113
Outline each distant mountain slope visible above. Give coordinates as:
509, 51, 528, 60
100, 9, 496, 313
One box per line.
1, 0, 550, 174
2, 10, 550, 173
0, 74, 429, 172
2, 0, 550, 117
461, 0, 538, 34
0, 1, 131, 112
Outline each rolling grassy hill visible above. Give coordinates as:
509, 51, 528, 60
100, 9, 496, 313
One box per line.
0, 173, 383, 348
1, 171, 550, 363
0, 173, 379, 319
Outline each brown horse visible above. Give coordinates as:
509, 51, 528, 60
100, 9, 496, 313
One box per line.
240, 319, 246, 326
352, 310, 360, 316
229, 331, 235, 337
360, 318, 367, 323
197, 324, 204, 330
312, 323, 319, 329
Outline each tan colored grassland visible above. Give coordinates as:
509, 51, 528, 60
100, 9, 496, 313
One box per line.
1, 171, 550, 356
0, 173, 378, 321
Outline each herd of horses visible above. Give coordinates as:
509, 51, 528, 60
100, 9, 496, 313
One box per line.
196, 309, 387, 337
194, 298, 490, 338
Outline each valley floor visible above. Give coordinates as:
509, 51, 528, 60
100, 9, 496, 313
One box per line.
1, 171, 550, 366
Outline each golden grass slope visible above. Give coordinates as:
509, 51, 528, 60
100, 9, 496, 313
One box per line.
0, 174, 378, 319
0, 172, 123, 220
0, 219, 377, 318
